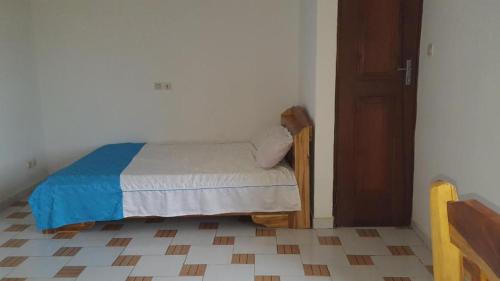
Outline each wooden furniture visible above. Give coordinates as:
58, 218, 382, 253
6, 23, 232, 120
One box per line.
334, 0, 422, 226
43, 106, 313, 233
430, 181, 500, 281
252, 106, 313, 229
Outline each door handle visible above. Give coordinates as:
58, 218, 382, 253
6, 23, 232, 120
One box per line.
397, 59, 412, 86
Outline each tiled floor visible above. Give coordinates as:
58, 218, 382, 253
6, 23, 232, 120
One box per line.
0, 200, 434, 281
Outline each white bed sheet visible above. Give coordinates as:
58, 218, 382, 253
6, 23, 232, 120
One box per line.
120, 142, 301, 217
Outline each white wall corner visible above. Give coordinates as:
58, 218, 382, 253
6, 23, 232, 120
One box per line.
411, 220, 432, 249
313, 216, 334, 229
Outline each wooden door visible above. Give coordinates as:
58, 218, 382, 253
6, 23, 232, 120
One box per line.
334, 0, 423, 226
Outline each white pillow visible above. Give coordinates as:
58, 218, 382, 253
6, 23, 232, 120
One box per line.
253, 126, 293, 169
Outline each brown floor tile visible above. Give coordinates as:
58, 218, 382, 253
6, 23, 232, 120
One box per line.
256, 229, 276, 237
113, 255, 141, 266
213, 236, 235, 245
107, 238, 133, 247
277, 244, 300, 254
426, 265, 434, 274
383, 278, 412, 281
54, 266, 86, 278
6, 212, 30, 219
101, 223, 124, 231
52, 231, 78, 239
303, 264, 330, 276
179, 264, 206, 276
0, 256, 28, 267
0, 239, 28, 248
318, 236, 342, 245
347, 255, 374, 266
356, 229, 380, 237
199, 222, 219, 229
0, 278, 27, 281
231, 254, 255, 264
53, 247, 81, 257
387, 246, 415, 256
255, 276, 280, 281
127, 277, 153, 281
3, 225, 29, 232
155, 230, 177, 238
10, 201, 28, 207
166, 245, 190, 255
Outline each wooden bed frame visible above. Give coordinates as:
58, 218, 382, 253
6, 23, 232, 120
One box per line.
44, 106, 313, 233
431, 181, 500, 281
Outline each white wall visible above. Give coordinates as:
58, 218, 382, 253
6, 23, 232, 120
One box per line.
31, 0, 300, 171
299, 0, 337, 227
0, 0, 47, 202
413, 0, 500, 238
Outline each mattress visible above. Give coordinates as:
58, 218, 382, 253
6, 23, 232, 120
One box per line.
120, 142, 301, 217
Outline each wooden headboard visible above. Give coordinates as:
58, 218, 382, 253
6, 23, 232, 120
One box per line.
281, 106, 313, 228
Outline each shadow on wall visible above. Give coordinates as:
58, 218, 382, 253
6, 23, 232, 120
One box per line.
432, 174, 500, 213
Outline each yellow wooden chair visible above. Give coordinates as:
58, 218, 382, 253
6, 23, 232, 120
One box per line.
430, 180, 500, 281
430, 181, 461, 281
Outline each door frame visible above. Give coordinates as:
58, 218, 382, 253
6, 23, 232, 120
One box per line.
332, 0, 424, 226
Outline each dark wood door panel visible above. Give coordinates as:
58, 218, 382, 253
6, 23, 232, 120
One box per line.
358, 0, 402, 77
334, 0, 422, 226
354, 95, 394, 194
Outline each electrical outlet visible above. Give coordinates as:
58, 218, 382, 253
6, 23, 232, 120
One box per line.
26, 158, 37, 169
154, 82, 172, 91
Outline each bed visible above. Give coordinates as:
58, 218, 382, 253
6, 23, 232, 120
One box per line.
29, 106, 312, 231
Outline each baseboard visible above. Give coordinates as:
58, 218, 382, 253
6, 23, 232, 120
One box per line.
411, 220, 432, 249
313, 217, 334, 229
0, 181, 40, 211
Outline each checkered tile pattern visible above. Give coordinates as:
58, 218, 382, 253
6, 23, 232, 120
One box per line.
0, 199, 434, 281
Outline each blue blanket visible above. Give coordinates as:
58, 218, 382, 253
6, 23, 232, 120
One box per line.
29, 143, 145, 230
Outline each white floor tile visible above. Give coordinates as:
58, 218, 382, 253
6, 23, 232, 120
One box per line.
153, 278, 203, 281
13, 225, 53, 240
315, 229, 336, 236
216, 223, 256, 237
171, 229, 216, 246
277, 229, 320, 245
0, 231, 18, 242
66, 231, 116, 247
131, 255, 185, 277
326, 228, 359, 241
411, 245, 433, 265
122, 238, 172, 255
67, 247, 124, 266
0, 247, 18, 260
341, 237, 391, 256
378, 228, 424, 246
281, 277, 332, 281
234, 237, 277, 254
204, 264, 254, 281
0, 268, 12, 278
299, 245, 349, 267
185, 245, 233, 264
372, 256, 433, 278
329, 266, 384, 281
115, 224, 160, 239
76, 266, 132, 281
27, 279, 75, 281
8, 257, 70, 278
16, 239, 68, 256
255, 254, 304, 276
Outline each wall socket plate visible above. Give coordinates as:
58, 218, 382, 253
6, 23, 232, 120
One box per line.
26, 158, 37, 169
154, 82, 172, 91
